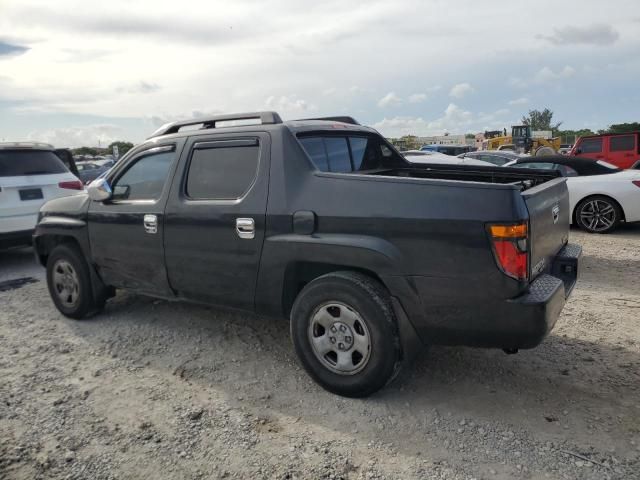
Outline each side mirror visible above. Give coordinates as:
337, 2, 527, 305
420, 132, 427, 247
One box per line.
87, 178, 112, 202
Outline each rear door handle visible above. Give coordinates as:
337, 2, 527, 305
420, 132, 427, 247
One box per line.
143, 214, 158, 234
236, 218, 255, 239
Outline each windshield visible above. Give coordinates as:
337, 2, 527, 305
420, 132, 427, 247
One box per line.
0, 150, 69, 177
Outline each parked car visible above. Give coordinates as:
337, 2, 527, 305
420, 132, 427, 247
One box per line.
457, 150, 524, 166
571, 132, 640, 169
504, 156, 640, 233
34, 112, 580, 397
404, 150, 496, 166
94, 158, 116, 169
0, 142, 84, 249
419, 144, 475, 156
76, 161, 111, 185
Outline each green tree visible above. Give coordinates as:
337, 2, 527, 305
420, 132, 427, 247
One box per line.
602, 122, 640, 134
521, 108, 563, 133
107, 141, 134, 157
72, 146, 98, 156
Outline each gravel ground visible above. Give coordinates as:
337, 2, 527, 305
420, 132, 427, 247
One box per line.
1, 226, 639, 480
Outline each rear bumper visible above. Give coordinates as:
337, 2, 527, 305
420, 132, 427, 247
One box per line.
386, 243, 581, 350
0, 229, 34, 250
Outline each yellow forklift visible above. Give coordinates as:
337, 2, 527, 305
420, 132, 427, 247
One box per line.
486, 125, 560, 156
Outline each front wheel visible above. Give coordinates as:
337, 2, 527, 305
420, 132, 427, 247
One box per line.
575, 195, 622, 234
46, 244, 105, 319
290, 271, 402, 397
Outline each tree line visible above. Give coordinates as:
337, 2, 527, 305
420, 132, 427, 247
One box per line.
72, 141, 134, 157
521, 108, 639, 138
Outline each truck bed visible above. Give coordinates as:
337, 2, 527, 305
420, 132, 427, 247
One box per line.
366, 163, 559, 191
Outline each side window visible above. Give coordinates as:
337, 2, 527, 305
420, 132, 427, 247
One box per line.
555, 164, 578, 177
579, 138, 603, 153
111, 150, 174, 201
517, 162, 555, 170
186, 142, 260, 200
609, 135, 635, 152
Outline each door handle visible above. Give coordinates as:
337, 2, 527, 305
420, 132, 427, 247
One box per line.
143, 214, 158, 234
236, 218, 255, 239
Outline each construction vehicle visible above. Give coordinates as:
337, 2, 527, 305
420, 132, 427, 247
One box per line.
486, 125, 561, 156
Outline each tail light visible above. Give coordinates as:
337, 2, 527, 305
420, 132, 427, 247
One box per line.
488, 223, 528, 281
632, 180, 640, 188
58, 180, 84, 190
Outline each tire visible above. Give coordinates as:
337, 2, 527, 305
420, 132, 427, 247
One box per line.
534, 146, 555, 156
290, 271, 402, 397
575, 195, 622, 234
46, 244, 105, 319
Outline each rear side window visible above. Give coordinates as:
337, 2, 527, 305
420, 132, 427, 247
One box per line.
324, 137, 351, 173
298, 135, 400, 172
112, 150, 174, 201
298, 138, 328, 171
609, 135, 635, 152
0, 150, 68, 177
579, 138, 603, 153
186, 142, 259, 199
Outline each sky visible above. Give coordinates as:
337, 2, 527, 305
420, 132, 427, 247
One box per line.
0, 0, 639, 147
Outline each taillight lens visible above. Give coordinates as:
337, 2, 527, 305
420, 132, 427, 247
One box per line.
58, 180, 84, 190
632, 180, 640, 188
488, 222, 528, 281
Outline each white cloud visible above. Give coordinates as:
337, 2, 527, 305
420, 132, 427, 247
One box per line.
508, 97, 529, 105
27, 124, 125, 148
377, 92, 403, 108
509, 66, 575, 88
534, 65, 575, 83
0, 1, 638, 142
408, 93, 427, 103
537, 24, 619, 46
263, 95, 316, 116
373, 103, 474, 137
449, 83, 474, 99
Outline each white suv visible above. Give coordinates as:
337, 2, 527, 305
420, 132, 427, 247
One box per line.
0, 143, 84, 249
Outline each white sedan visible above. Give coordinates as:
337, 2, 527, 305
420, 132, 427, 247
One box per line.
0, 142, 85, 249
504, 156, 640, 233
403, 150, 496, 166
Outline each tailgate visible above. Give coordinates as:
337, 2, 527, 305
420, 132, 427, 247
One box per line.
521, 178, 570, 280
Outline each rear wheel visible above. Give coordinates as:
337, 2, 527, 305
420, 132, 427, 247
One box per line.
575, 195, 622, 234
290, 271, 401, 397
46, 244, 105, 319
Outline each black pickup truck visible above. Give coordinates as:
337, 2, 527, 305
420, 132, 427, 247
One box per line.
34, 112, 580, 397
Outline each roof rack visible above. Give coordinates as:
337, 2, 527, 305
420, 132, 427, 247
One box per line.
148, 111, 283, 138
294, 116, 360, 125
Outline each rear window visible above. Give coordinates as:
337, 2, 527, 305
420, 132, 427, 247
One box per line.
0, 150, 68, 177
298, 135, 403, 172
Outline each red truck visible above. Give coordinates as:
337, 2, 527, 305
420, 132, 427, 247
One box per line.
571, 132, 640, 169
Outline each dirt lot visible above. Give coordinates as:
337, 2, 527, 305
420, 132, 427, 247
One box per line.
1, 226, 639, 480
